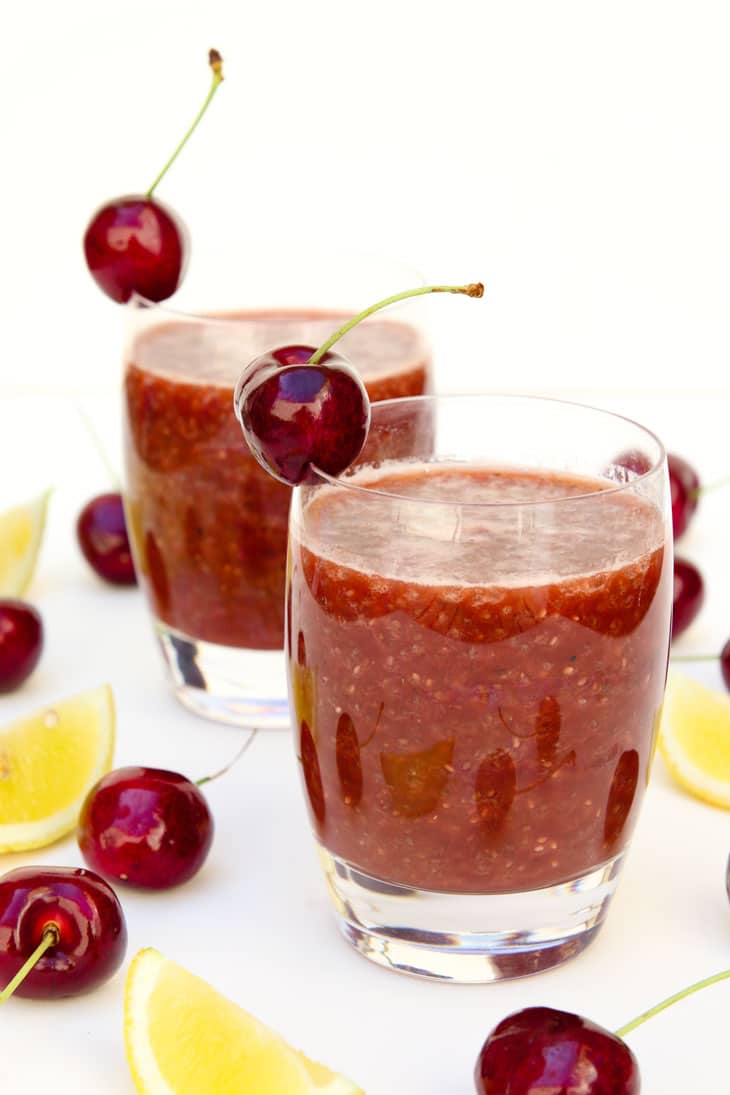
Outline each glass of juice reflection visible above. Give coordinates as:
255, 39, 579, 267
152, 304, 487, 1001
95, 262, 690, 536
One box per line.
121, 252, 431, 727
287, 394, 672, 982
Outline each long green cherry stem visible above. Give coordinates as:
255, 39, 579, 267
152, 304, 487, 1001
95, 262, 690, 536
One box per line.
146, 49, 224, 198
308, 282, 485, 365
690, 474, 730, 499
671, 654, 718, 663
196, 728, 259, 788
74, 401, 121, 489
615, 968, 730, 1039
0, 924, 59, 1004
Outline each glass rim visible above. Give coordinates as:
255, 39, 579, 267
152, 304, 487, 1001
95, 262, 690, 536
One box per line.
126, 293, 371, 326
126, 248, 429, 323
308, 392, 667, 509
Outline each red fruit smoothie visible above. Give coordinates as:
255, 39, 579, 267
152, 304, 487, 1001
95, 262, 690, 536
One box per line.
288, 463, 671, 894
123, 312, 431, 649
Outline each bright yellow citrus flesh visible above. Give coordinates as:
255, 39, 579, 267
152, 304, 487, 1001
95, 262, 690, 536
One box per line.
658, 672, 730, 808
124, 949, 365, 1095
0, 489, 51, 596
0, 684, 115, 852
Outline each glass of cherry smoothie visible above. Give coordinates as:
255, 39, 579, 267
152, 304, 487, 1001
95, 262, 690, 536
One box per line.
287, 394, 673, 982
121, 252, 431, 727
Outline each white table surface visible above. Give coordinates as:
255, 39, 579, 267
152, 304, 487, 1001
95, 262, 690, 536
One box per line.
1, 390, 729, 1093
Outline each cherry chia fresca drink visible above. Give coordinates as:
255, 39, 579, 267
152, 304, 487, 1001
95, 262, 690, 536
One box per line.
288, 458, 672, 895
122, 311, 431, 651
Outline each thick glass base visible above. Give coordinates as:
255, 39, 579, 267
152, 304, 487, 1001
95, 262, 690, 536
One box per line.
155, 622, 290, 729
319, 847, 623, 983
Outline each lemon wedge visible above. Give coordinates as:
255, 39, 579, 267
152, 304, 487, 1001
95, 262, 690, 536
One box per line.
0, 684, 115, 852
125, 948, 364, 1095
658, 672, 730, 808
0, 489, 51, 596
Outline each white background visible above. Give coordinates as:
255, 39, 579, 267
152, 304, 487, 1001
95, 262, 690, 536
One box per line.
2, 1, 730, 1092
2, 0, 730, 398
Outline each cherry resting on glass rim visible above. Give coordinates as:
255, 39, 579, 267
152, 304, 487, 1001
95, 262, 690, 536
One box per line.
668, 453, 700, 540
83, 197, 188, 304
78, 767, 213, 889
0, 599, 42, 691
672, 556, 704, 638
77, 492, 136, 585
0, 866, 127, 999
234, 345, 371, 485
475, 1006, 639, 1094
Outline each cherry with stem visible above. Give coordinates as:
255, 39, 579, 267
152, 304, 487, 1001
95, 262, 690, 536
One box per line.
77, 730, 257, 889
83, 49, 224, 303
475, 967, 730, 1093
235, 281, 484, 485
0, 866, 127, 1001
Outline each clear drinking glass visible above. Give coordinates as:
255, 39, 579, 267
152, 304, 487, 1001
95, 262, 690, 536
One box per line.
121, 250, 431, 727
287, 394, 672, 982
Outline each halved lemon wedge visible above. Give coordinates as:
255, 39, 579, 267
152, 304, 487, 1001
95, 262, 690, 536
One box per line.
0, 684, 115, 852
658, 672, 730, 808
0, 489, 51, 596
125, 948, 364, 1095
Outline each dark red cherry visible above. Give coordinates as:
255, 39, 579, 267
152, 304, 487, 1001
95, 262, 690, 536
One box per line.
475, 1006, 639, 1094
0, 599, 42, 691
83, 196, 188, 304
77, 766, 213, 889
668, 453, 700, 540
77, 492, 136, 585
0, 866, 126, 999
672, 557, 704, 638
234, 345, 371, 485
721, 638, 730, 691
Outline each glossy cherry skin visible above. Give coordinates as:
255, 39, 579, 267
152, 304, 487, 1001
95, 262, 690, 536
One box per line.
83, 195, 188, 303
721, 638, 730, 691
0, 866, 127, 999
234, 345, 371, 485
77, 492, 136, 585
672, 557, 704, 638
0, 599, 43, 692
668, 453, 700, 540
78, 766, 213, 889
475, 1007, 639, 1094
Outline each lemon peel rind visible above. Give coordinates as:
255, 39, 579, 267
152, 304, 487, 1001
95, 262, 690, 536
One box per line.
659, 735, 730, 809
0, 684, 115, 853
125, 949, 177, 1095
124, 948, 365, 1095
0, 488, 52, 597
658, 673, 730, 809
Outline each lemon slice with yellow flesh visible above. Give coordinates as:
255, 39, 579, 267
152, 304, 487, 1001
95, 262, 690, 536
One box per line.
658, 672, 730, 808
0, 684, 115, 852
125, 949, 365, 1095
0, 489, 51, 596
